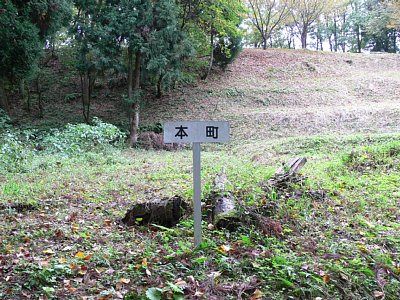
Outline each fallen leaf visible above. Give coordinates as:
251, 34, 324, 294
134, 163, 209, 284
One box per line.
78, 265, 88, 275
249, 289, 263, 300
38, 260, 50, 268
43, 249, 55, 255
71, 224, 79, 233
119, 278, 130, 284
75, 252, 85, 259
145, 268, 152, 276
67, 286, 77, 292
207, 271, 221, 279
218, 245, 231, 253
323, 274, 331, 284
174, 278, 187, 288
59, 257, 66, 263
194, 290, 204, 297
83, 254, 91, 261
374, 291, 385, 298
104, 219, 113, 226
95, 267, 106, 274
142, 258, 148, 267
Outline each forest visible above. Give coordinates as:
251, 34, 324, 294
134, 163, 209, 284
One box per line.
1, 0, 400, 299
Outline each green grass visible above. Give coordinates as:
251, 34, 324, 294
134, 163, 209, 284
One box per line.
1, 133, 400, 299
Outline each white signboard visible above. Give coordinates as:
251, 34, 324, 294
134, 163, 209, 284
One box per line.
164, 121, 230, 144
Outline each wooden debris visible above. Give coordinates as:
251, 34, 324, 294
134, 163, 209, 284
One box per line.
121, 195, 188, 227
265, 157, 307, 189
0, 203, 36, 212
209, 173, 239, 229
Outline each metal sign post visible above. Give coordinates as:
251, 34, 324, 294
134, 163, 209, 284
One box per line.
164, 121, 230, 247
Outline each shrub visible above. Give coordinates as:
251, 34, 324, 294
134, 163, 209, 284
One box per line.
0, 109, 12, 132
41, 117, 126, 155
0, 131, 33, 172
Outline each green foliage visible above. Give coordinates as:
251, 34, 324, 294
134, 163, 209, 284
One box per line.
0, 131, 33, 172
0, 1, 73, 84
0, 2, 41, 82
213, 34, 243, 70
0, 109, 12, 131
41, 117, 126, 155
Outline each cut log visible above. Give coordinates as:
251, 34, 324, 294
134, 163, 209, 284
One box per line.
265, 157, 307, 189
121, 195, 188, 227
209, 173, 239, 229
275, 157, 307, 176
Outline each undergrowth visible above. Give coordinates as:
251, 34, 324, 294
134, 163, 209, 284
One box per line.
0, 133, 399, 299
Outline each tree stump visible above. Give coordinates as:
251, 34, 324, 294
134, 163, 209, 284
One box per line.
209, 173, 239, 229
121, 195, 188, 227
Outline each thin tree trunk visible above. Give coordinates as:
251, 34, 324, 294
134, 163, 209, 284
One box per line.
301, 27, 308, 49
262, 36, 267, 50
81, 72, 90, 123
357, 25, 362, 53
156, 74, 164, 99
35, 77, 43, 118
202, 29, 214, 80
128, 50, 142, 147
127, 47, 133, 101
333, 16, 338, 52
0, 82, 10, 114
19, 80, 29, 111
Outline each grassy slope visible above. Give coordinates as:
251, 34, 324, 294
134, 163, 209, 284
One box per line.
1, 49, 400, 299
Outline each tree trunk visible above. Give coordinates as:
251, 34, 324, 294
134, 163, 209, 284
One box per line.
301, 27, 308, 49
36, 78, 43, 118
0, 82, 10, 114
333, 16, 338, 52
156, 74, 164, 99
262, 36, 267, 50
80, 72, 91, 123
19, 79, 29, 112
357, 25, 362, 53
202, 28, 214, 80
128, 50, 142, 147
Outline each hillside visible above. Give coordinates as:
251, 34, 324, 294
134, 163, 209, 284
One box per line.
142, 49, 400, 142
11, 48, 400, 145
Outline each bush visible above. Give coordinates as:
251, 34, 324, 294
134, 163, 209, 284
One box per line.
0, 109, 12, 132
0, 131, 33, 172
41, 117, 126, 155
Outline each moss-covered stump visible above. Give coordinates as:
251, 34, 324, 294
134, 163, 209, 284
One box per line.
121, 195, 189, 227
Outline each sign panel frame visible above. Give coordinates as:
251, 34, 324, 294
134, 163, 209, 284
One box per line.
164, 121, 230, 144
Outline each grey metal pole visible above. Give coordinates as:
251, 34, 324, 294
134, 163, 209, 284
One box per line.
193, 142, 202, 247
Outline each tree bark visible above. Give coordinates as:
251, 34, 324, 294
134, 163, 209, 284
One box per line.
156, 74, 164, 99
301, 28, 308, 49
333, 16, 338, 52
80, 72, 91, 123
209, 173, 238, 229
19, 79, 29, 112
128, 50, 142, 147
357, 25, 362, 53
202, 28, 214, 80
0, 82, 10, 114
262, 36, 267, 50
